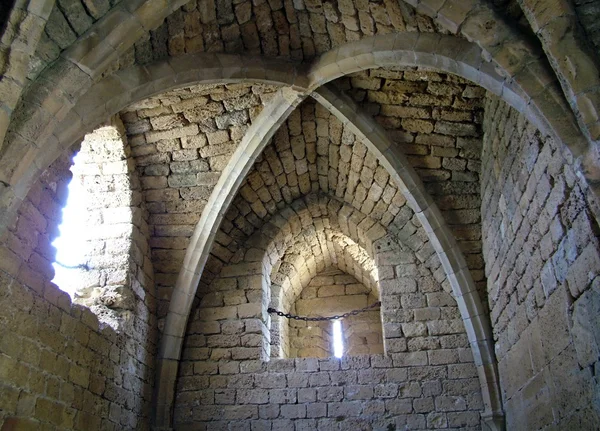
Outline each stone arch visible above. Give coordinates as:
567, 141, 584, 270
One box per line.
254, 195, 384, 283
269, 229, 383, 359
314, 84, 503, 427
0, 1, 598, 428
2, 32, 592, 428
396, 0, 600, 161
268, 227, 378, 305
0, 0, 192, 153
266, 224, 380, 358
516, 0, 600, 146
2, 29, 592, 231
245, 195, 384, 359
3, 30, 597, 237
152, 33, 560, 427
0, 53, 306, 234
278, 229, 377, 284
0, 0, 55, 146
153, 87, 304, 424
174, 189, 488, 427
306, 34, 589, 175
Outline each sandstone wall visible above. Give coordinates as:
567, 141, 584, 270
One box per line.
60, 122, 151, 330
342, 68, 487, 306
19, 0, 115, 82
0, 125, 157, 429
287, 267, 383, 359
131, 0, 437, 65
120, 83, 278, 320
481, 94, 600, 429
174, 196, 484, 430
175, 354, 482, 431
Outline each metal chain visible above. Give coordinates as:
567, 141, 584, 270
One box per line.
267, 301, 381, 322
54, 261, 90, 271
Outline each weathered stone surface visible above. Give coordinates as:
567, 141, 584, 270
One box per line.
3, 0, 599, 428
45, 7, 77, 49
0, 120, 155, 429
57, 0, 93, 36
482, 95, 600, 430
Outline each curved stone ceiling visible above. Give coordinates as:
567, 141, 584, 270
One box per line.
269, 225, 378, 313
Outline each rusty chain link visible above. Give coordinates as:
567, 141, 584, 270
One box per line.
267, 301, 381, 322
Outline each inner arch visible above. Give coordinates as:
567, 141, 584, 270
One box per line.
266, 223, 382, 358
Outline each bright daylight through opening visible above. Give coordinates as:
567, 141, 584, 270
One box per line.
51, 152, 87, 299
333, 319, 344, 358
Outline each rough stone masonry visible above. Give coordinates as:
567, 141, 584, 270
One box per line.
1, 0, 600, 430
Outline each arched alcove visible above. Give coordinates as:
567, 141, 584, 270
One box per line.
266, 223, 382, 359
174, 193, 485, 428
289, 266, 383, 358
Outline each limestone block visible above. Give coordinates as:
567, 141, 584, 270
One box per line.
571, 286, 600, 368
45, 7, 77, 49
566, 241, 600, 298
146, 124, 199, 143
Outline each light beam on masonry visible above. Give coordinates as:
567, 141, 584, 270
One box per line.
333, 319, 344, 358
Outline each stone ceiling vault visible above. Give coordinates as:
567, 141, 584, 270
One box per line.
151, 70, 501, 427
3, 1, 600, 429
1, 32, 568, 429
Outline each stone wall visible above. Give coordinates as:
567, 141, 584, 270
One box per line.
175, 355, 482, 431
0, 126, 157, 429
210, 76, 485, 293
120, 82, 278, 320
131, 0, 439, 66
288, 267, 383, 358
30, 0, 115, 80
58, 121, 150, 330
0, 269, 155, 430
0, 0, 53, 147
575, 0, 600, 55
174, 195, 484, 429
341, 68, 487, 305
481, 94, 600, 429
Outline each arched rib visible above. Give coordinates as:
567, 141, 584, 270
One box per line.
0, 53, 306, 233
153, 87, 305, 426
313, 84, 504, 430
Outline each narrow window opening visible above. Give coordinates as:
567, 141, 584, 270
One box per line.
281, 266, 383, 358
49, 122, 137, 330
332, 319, 344, 358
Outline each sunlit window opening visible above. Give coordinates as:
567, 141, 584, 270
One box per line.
52, 152, 87, 299
333, 320, 344, 358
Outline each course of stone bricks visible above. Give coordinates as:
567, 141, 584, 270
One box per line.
2, 0, 600, 429
175, 196, 483, 429
481, 95, 600, 429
